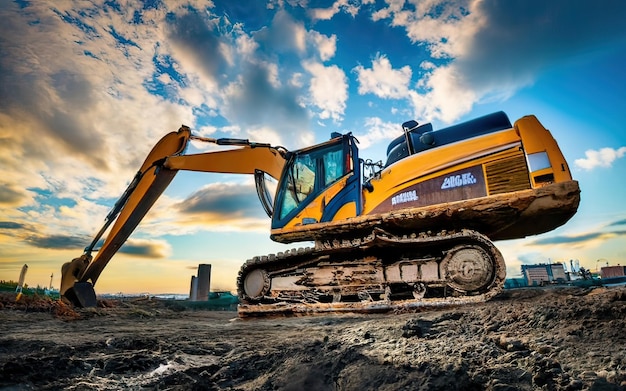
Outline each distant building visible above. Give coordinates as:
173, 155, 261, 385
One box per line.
601, 265, 626, 279
521, 263, 566, 286
551, 264, 567, 281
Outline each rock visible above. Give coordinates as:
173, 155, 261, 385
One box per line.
566, 379, 584, 390
497, 336, 527, 352
580, 370, 598, 379
401, 319, 432, 338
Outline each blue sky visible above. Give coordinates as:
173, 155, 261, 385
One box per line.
1, 0, 625, 294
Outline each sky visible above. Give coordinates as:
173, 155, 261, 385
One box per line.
1, 0, 625, 295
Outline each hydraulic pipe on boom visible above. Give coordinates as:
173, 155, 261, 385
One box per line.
61, 126, 287, 307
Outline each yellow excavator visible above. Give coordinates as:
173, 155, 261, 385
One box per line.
61, 111, 580, 316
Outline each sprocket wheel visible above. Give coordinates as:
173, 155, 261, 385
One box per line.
242, 268, 270, 300
441, 245, 495, 294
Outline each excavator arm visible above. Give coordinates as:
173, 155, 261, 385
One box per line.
61, 126, 287, 307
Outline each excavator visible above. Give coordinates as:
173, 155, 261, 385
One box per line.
61, 111, 580, 316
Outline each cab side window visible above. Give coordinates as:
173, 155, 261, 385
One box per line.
323, 148, 344, 186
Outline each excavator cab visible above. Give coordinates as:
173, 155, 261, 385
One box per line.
270, 133, 362, 230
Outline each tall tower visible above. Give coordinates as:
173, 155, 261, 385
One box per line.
196, 264, 211, 301
189, 275, 198, 301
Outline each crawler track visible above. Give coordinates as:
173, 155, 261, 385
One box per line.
237, 229, 506, 317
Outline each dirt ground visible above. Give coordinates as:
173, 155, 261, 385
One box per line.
0, 286, 624, 391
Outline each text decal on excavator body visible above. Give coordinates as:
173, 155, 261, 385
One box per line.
371, 165, 486, 214
391, 190, 419, 205
441, 172, 477, 189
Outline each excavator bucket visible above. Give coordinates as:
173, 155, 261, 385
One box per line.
62, 282, 97, 308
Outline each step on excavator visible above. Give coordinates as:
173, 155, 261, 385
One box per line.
61, 112, 580, 316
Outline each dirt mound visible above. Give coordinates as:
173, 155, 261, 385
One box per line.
0, 287, 624, 390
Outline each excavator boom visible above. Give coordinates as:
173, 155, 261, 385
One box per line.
61, 126, 286, 306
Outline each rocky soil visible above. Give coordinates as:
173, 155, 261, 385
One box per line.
0, 286, 624, 390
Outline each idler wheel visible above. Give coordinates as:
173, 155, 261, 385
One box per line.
441, 245, 494, 293
243, 269, 270, 300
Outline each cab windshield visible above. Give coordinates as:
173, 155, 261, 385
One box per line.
276, 141, 347, 221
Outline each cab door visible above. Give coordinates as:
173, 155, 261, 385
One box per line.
271, 135, 361, 230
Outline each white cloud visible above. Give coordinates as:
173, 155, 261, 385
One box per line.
352, 54, 475, 123
0, 3, 228, 250
409, 65, 477, 123
575, 147, 626, 171
255, 10, 306, 54
303, 60, 348, 122
235, 32, 259, 57
120, 238, 173, 258
264, 61, 281, 88
308, 30, 337, 62
354, 55, 412, 99
289, 72, 304, 88
247, 126, 286, 148
370, 0, 399, 21
353, 117, 402, 150
372, 0, 474, 59
369, 0, 626, 123
0, 11, 137, 182
309, 0, 362, 21
366, 1, 487, 122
